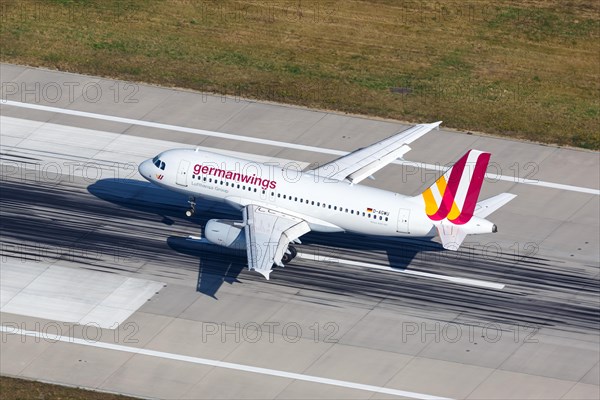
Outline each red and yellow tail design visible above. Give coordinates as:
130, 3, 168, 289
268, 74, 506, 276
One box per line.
421, 150, 490, 225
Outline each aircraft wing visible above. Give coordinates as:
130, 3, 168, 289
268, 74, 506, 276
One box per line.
243, 205, 311, 280
310, 121, 442, 184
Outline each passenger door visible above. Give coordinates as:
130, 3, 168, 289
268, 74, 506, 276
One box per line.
176, 160, 190, 186
396, 208, 410, 233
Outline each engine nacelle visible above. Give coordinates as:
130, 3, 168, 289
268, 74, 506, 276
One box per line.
204, 219, 246, 250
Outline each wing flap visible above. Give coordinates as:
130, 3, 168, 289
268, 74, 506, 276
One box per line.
244, 205, 310, 279
347, 144, 411, 183
273, 220, 311, 267
311, 121, 441, 183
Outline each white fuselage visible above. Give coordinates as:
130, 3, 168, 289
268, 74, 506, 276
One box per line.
139, 149, 437, 238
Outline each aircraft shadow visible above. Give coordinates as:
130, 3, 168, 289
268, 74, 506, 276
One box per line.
166, 236, 247, 299
88, 178, 443, 298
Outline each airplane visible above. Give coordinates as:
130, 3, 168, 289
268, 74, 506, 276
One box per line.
138, 121, 516, 280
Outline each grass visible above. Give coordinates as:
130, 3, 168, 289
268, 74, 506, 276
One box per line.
0, 375, 137, 400
0, 0, 598, 149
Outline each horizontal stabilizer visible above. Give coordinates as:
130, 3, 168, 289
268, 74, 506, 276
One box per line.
474, 193, 517, 218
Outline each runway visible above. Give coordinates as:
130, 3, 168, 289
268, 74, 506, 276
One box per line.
1, 175, 598, 333
1, 63, 599, 399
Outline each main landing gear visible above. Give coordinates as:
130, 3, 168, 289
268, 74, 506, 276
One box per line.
185, 197, 196, 217
281, 245, 297, 265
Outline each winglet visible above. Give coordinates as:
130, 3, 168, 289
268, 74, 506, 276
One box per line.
255, 269, 271, 280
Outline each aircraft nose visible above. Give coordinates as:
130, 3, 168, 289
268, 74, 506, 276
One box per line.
138, 159, 153, 180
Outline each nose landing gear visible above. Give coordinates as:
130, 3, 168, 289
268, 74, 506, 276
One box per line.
185, 197, 196, 217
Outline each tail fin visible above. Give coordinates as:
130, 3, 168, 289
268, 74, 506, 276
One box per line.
419, 151, 517, 251
421, 150, 490, 225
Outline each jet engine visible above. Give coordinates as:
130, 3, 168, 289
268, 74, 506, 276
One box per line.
204, 219, 246, 250
203, 218, 298, 265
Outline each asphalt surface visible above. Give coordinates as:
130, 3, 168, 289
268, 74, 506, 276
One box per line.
1, 176, 598, 333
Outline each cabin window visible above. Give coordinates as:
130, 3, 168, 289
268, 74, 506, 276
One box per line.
328, 205, 332, 209
271, 192, 274, 196
294, 197, 298, 201
351, 210, 354, 214
323, 203, 326, 208
334, 206, 337, 210
385, 217, 388, 221
317, 202, 320, 206
283, 194, 287, 199
278, 193, 281, 198
362, 212, 365, 216
311, 201, 315, 205
345, 208, 348, 213
220, 180, 223, 185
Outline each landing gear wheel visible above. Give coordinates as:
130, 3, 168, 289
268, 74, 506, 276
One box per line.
186, 196, 196, 217
281, 245, 297, 265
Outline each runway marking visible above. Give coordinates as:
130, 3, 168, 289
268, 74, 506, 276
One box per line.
1, 326, 451, 400
3, 100, 598, 196
297, 253, 505, 290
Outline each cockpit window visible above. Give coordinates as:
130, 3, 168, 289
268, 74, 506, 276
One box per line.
152, 157, 167, 171
152, 154, 166, 170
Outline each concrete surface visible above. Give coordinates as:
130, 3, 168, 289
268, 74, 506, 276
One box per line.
1, 63, 598, 399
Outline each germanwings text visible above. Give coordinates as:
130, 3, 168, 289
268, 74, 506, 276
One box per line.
193, 164, 277, 190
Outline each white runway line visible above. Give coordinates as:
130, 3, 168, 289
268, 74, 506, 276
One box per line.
298, 253, 506, 290
3, 100, 599, 196
0, 326, 452, 400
